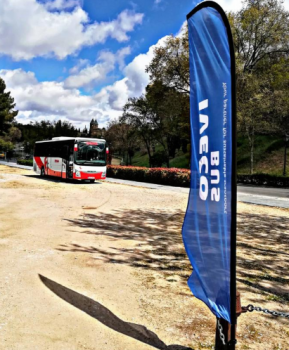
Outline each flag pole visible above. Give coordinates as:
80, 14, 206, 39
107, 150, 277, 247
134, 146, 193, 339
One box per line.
229, 7, 237, 347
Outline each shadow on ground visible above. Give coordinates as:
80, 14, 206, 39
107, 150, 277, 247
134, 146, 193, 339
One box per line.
59, 209, 190, 275
23, 174, 101, 185
58, 209, 289, 306
237, 212, 289, 305
39, 275, 193, 350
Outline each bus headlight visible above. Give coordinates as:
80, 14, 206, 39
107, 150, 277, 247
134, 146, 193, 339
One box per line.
75, 170, 80, 177
101, 171, 106, 178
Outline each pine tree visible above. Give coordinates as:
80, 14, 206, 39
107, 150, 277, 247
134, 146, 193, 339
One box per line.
0, 77, 18, 134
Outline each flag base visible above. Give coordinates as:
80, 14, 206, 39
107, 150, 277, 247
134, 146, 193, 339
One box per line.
215, 292, 242, 349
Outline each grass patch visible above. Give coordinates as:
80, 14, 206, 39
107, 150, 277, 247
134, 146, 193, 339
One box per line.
130, 135, 288, 177
237, 135, 288, 175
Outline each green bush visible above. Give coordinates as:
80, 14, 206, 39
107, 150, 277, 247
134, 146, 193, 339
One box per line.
17, 159, 33, 166
107, 165, 190, 187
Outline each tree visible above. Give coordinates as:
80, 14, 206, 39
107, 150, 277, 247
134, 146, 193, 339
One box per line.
0, 78, 18, 132
0, 77, 19, 153
105, 120, 139, 165
230, 0, 289, 73
15, 119, 78, 154
230, 0, 289, 173
146, 27, 190, 95
121, 97, 156, 167
264, 57, 289, 174
0, 138, 13, 152
237, 72, 271, 173
145, 81, 190, 166
8, 126, 22, 141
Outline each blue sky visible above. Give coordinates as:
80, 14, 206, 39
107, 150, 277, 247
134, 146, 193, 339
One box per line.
0, 0, 288, 130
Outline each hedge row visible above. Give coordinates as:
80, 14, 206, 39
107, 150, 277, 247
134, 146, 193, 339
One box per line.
107, 165, 289, 188
107, 165, 190, 187
237, 174, 289, 187
17, 159, 33, 166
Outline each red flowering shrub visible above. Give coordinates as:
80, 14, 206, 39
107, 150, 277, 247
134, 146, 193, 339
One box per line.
107, 165, 190, 187
107, 166, 289, 188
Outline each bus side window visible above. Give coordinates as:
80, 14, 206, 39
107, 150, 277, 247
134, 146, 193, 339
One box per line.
50, 145, 56, 157
62, 145, 69, 159
44, 143, 49, 157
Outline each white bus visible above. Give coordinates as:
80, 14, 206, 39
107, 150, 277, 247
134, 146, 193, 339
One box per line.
33, 137, 108, 182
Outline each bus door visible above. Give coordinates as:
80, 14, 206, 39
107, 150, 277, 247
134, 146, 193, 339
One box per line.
67, 152, 74, 179
61, 145, 71, 179
61, 144, 73, 179
61, 158, 67, 179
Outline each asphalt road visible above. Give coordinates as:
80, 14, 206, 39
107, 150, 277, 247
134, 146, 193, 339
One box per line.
1, 161, 288, 208
237, 185, 289, 208
238, 185, 289, 198
105, 178, 289, 208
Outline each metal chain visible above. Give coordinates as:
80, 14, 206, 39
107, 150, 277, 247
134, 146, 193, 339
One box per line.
243, 304, 289, 319
217, 319, 226, 345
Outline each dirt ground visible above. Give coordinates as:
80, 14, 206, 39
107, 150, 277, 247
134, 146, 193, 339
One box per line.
0, 165, 288, 350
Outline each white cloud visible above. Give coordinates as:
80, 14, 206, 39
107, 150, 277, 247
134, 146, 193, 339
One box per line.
0, 69, 38, 87
0, 0, 143, 60
69, 59, 90, 75
107, 79, 130, 111
0, 35, 167, 128
124, 36, 168, 97
64, 52, 116, 89
43, 0, 81, 10
64, 47, 131, 89
215, 0, 243, 12
215, 0, 289, 12
0, 68, 110, 129
117, 47, 132, 70
124, 48, 154, 98
95, 36, 168, 112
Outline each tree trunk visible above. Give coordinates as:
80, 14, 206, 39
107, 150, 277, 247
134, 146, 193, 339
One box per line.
159, 137, 170, 168
283, 135, 287, 176
145, 142, 152, 168
247, 126, 254, 175
122, 151, 126, 166
250, 141, 254, 175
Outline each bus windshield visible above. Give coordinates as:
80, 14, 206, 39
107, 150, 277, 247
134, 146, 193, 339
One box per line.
74, 141, 106, 166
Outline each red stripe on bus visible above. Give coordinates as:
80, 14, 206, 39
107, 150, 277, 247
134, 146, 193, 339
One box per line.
34, 157, 44, 169
47, 167, 62, 177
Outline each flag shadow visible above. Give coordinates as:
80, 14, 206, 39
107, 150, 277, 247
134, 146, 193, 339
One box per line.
39, 275, 193, 350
